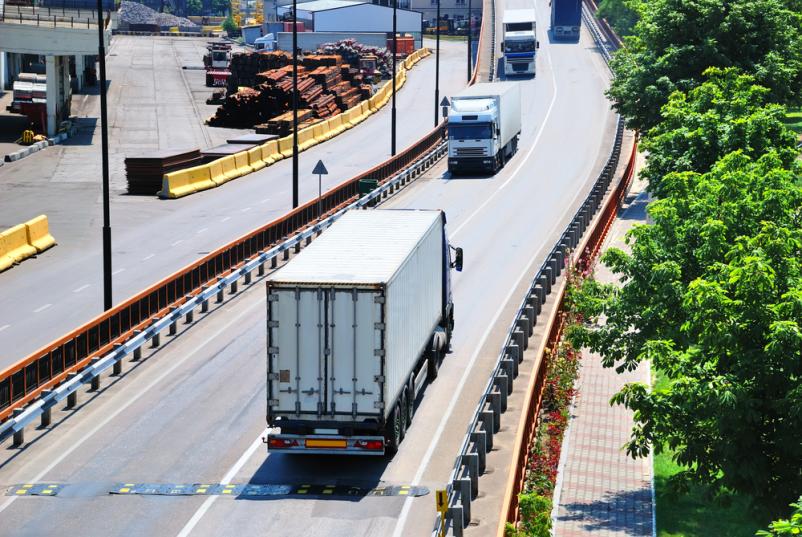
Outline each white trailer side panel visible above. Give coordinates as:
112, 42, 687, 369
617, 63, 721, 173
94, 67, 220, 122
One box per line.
498, 82, 522, 147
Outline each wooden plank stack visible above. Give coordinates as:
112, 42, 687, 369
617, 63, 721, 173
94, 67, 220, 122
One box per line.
125, 149, 202, 195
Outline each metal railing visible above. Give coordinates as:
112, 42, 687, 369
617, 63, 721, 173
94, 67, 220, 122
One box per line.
0, 124, 447, 433
433, 3, 631, 534
0, 2, 111, 28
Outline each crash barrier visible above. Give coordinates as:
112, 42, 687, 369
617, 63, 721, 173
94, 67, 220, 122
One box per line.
433, 5, 628, 534
159, 48, 432, 199
0, 121, 448, 440
0, 215, 56, 272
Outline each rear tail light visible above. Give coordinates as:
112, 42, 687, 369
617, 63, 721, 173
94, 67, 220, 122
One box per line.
268, 437, 299, 448
354, 440, 384, 451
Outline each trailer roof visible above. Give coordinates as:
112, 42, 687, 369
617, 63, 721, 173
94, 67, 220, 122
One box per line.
268, 209, 442, 285
502, 8, 536, 24
454, 81, 520, 99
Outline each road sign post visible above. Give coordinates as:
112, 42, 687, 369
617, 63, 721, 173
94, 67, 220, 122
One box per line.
312, 160, 328, 220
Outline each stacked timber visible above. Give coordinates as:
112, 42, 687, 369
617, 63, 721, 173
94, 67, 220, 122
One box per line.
255, 109, 314, 136
124, 149, 202, 195
227, 51, 292, 92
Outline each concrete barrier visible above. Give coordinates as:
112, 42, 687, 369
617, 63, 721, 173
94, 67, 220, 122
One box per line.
24, 215, 56, 253
219, 154, 241, 182
0, 216, 58, 271
233, 151, 253, 175
247, 146, 266, 172
1, 224, 38, 263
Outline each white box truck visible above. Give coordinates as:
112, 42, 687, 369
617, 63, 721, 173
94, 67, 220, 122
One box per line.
447, 82, 522, 175
266, 209, 463, 455
502, 9, 539, 77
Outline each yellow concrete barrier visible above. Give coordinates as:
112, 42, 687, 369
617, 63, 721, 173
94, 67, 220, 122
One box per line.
0, 235, 13, 271
219, 154, 240, 182
208, 160, 227, 186
298, 127, 317, 151
313, 122, 330, 143
359, 101, 373, 118
261, 140, 281, 165
233, 151, 253, 175
24, 215, 56, 253
328, 115, 346, 136
159, 164, 216, 199
279, 135, 294, 158
1, 224, 38, 263
248, 146, 266, 172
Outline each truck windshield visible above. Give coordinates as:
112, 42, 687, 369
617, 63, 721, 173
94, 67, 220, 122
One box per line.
449, 123, 493, 140
505, 39, 536, 53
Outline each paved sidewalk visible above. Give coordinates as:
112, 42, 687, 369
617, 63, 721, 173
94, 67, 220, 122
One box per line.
553, 175, 655, 537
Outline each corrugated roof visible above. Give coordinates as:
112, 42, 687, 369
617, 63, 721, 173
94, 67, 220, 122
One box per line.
268, 209, 441, 285
295, 0, 366, 12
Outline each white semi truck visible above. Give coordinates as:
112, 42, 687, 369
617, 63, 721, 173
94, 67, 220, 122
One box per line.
502, 9, 538, 77
447, 82, 522, 175
265, 209, 463, 455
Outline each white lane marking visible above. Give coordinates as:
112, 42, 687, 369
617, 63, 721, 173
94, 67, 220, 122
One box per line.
450, 45, 559, 240
0, 324, 10, 333
240, 207, 251, 213
196, 228, 208, 234
33, 304, 52, 313
175, 430, 269, 537
171, 240, 185, 247
72, 284, 90, 293
0, 298, 265, 517
142, 253, 155, 261
112, 268, 126, 276
220, 216, 231, 222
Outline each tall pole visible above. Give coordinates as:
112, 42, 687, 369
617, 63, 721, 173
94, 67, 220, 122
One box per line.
391, 0, 397, 156
434, 0, 440, 127
97, 0, 112, 310
467, 0, 472, 82
291, 0, 299, 208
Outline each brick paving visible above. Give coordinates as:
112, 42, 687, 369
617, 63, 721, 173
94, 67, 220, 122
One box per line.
553, 176, 655, 537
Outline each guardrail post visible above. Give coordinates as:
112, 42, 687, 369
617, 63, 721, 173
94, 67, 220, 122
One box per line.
132, 330, 143, 361
552, 252, 562, 277
534, 283, 546, 306
454, 475, 471, 525
201, 285, 210, 313
470, 429, 487, 474
500, 357, 515, 390
283, 248, 290, 261
506, 343, 521, 369
41, 390, 53, 427
519, 309, 533, 337
113, 343, 123, 375
258, 259, 266, 276
487, 393, 501, 433
185, 295, 194, 324
89, 358, 101, 391
525, 299, 538, 324
66, 373, 79, 408
479, 408, 494, 450
151, 318, 161, 348
230, 275, 238, 295
169, 306, 178, 335
305, 236, 311, 246
493, 373, 508, 412
513, 326, 527, 352
294, 242, 301, 253
217, 279, 225, 303
12, 408, 25, 446
462, 452, 479, 499
449, 504, 464, 537
244, 260, 253, 284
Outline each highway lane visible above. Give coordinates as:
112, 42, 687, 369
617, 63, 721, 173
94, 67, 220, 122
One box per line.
0, 37, 467, 366
0, 2, 615, 534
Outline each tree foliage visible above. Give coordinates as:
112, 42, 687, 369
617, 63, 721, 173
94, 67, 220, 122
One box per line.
568, 150, 802, 509
607, 0, 802, 131
597, 0, 639, 37
757, 497, 802, 535
640, 68, 800, 195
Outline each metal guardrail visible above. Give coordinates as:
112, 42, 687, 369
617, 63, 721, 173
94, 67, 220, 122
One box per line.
432, 3, 629, 534
0, 3, 111, 27
0, 123, 447, 436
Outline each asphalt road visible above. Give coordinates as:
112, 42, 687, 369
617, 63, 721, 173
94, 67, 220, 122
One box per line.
0, 36, 467, 366
0, 0, 616, 534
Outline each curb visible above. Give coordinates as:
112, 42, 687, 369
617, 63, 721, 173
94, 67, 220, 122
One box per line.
3, 131, 71, 163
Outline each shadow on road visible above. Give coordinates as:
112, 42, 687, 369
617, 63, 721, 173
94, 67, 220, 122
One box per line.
556, 487, 653, 535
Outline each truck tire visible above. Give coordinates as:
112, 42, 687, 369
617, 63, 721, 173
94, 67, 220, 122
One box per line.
399, 390, 408, 440
385, 404, 402, 455
406, 376, 415, 425
427, 349, 439, 380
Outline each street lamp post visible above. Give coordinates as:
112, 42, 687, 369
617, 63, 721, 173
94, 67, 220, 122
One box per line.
96, 0, 112, 310
292, 0, 299, 208
391, 0, 397, 156
434, 0, 440, 127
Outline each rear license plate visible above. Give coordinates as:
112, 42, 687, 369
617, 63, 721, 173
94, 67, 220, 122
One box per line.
305, 439, 347, 448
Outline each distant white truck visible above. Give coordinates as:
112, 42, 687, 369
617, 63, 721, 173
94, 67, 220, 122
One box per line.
502, 9, 538, 77
265, 209, 463, 455
447, 82, 522, 174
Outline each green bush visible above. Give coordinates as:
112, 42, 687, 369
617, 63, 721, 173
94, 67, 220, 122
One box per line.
756, 497, 802, 536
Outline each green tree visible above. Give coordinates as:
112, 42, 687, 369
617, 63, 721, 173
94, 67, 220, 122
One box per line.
608, 0, 802, 132
211, 0, 229, 16
597, 0, 639, 36
757, 497, 802, 535
221, 13, 237, 34
186, 0, 202, 15
640, 68, 799, 195
568, 151, 802, 510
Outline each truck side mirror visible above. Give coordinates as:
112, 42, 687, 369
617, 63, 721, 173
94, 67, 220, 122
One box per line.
454, 247, 463, 272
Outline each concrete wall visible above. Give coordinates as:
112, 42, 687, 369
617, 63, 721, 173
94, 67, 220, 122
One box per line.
0, 22, 110, 55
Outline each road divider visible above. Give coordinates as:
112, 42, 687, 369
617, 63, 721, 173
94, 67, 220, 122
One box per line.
0, 216, 56, 272
159, 48, 432, 200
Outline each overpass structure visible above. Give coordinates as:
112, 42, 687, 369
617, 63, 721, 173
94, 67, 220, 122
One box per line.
0, 0, 623, 535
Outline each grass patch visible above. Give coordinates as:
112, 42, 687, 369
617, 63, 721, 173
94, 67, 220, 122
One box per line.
782, 108, 802, 134
651, 370, 770, 536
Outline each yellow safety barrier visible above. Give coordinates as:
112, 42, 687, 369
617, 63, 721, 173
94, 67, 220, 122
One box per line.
329, 115, 346, 136
278, 135, 294, 158
298, 127, 317, 151
359, 100, 372, 118
159, 165, 215, 199
218, 154, 240, 182
208, 160, 227, 186
313, 122, 330, 143
1, 224, 38, 264
24, 215, 56, 253
0, 235, 13, 271
248, 146, 266, 172
261, 140, 281, 165
233, 151, 253, 176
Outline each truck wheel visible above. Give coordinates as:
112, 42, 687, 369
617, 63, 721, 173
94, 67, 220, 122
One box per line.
427, 349, 440, 380
400, 391, 409, 440
385, 404, 402, 455
406, 377, 415, 424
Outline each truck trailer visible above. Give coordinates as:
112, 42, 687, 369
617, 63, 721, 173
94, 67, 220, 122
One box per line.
266, 209, 463, 455
551, 0, 582, 41
447, 82, 522, 175
502, 9, 538, 77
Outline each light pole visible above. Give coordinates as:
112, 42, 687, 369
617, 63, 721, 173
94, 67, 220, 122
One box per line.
391, 0, 397, 156
434, 0, 441, 127
96, 0, 112, 310
313, 160, 328, 219
292, 0, 299, 208
466, 0, 472, 82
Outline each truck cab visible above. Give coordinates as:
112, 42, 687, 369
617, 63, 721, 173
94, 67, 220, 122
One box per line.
502, 9, 538, 77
